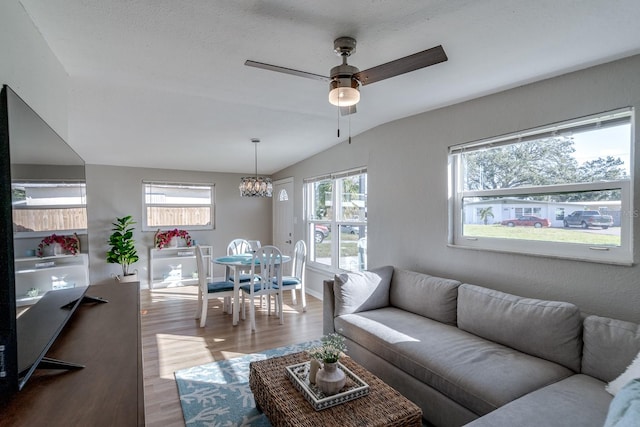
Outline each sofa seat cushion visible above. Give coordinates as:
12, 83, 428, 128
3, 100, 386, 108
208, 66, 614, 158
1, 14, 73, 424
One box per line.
335, 308, 573, 415
464, 374, 612, 427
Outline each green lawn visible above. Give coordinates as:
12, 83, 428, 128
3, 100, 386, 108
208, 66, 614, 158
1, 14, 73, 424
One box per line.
464, 225, 620, 245
315, 233, 361, 257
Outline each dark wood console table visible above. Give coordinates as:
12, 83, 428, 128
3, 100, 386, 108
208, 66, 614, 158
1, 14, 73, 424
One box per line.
0, 282, 144, 426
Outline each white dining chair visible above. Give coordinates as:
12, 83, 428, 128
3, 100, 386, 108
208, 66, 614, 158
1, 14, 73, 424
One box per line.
276, 240, 307, 312
247, 240, 261, 252
240, 245, 284, 331
226, 238, 254, 283
195, 245, 235, 327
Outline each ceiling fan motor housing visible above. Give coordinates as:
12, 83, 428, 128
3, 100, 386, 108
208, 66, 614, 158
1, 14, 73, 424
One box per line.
334, 36, 357, 57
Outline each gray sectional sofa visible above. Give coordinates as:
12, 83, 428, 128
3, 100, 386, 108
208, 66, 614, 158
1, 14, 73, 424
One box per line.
322, 266, 640, 427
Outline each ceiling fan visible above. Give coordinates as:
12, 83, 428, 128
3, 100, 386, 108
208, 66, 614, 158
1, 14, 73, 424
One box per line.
245, 37, 448, 115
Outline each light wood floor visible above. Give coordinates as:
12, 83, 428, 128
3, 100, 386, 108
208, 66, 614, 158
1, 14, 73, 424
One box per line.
141, 286, 324, 427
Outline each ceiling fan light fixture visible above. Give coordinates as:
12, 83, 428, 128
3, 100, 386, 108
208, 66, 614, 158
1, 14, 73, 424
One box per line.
329, 78, 360, 107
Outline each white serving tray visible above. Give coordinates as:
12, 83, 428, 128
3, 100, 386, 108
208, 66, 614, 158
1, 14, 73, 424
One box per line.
285, 361, 370, 411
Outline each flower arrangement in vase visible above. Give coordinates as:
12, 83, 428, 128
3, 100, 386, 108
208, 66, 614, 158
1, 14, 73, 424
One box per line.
154, 228, 193, 249
37, 233, 80, 257
308, 333, 347, 396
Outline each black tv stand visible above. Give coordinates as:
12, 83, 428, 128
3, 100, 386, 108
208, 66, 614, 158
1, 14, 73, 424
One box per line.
36, 356, 84, 371
17, 287, 92, 389
61, 294, 108, 309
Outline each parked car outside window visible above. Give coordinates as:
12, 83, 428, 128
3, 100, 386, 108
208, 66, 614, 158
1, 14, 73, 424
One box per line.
500, 216, 550, 228
563, 210, 613, 229
315, 224, 329, 243
340, 225, 358, 234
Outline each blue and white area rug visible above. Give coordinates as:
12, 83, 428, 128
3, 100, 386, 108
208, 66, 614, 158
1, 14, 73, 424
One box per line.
175, 340, 321, 427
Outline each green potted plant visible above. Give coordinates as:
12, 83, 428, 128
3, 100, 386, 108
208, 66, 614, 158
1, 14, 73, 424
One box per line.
107, 215, 139, 283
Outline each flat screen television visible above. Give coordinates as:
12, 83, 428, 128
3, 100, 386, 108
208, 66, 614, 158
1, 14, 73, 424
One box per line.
0, 85, 92, 406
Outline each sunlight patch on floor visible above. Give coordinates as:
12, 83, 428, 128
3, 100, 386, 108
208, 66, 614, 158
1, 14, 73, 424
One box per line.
155, 333, 211, 378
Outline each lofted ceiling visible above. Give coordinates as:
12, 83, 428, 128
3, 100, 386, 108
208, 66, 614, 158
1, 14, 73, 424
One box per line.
18, 0, 640, 174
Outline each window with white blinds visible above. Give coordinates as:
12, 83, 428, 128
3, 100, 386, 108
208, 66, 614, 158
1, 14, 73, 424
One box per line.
448, 108, 633, 264
142, 181, 214, 230
304, 168, 368, 272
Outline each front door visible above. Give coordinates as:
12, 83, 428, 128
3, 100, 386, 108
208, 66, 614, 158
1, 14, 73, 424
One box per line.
273, 178, 294, 261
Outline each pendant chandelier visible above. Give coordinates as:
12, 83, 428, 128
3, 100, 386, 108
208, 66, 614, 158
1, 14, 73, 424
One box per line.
239, 138, 273, 197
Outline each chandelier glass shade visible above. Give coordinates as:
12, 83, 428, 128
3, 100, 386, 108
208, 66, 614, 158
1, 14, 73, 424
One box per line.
239, 176, 273, 197
239, 139, 273, 197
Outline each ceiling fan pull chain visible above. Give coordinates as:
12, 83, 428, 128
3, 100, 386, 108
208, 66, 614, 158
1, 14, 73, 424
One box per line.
348, 115, 352, 144
337, 102, 341, 138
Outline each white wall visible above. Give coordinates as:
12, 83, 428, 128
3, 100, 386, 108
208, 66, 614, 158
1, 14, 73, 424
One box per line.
86, 164, 272, 287
0, 1, 275, 291
4, 0, 640, 322
0, 0, 68, 140
274, 54, 640, 323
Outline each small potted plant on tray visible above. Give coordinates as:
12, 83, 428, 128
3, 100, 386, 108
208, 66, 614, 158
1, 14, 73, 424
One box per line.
308, 333, 347, 396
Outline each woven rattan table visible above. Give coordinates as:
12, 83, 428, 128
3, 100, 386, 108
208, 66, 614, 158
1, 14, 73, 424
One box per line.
249, 351, 422, 427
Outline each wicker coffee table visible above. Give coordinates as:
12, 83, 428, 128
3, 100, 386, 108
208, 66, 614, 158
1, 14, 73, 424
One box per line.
249, 351, 422, 427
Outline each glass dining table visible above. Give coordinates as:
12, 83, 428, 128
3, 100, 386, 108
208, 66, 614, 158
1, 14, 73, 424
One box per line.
213, 253, 291, 326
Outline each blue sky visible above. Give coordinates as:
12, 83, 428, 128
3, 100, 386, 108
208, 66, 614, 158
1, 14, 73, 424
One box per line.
571, 124, 631, 174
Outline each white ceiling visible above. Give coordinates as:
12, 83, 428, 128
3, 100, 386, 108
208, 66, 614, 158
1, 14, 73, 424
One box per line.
18, 0, 640, 174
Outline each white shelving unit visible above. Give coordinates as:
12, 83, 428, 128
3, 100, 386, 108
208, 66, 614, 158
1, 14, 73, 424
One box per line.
149, 245, 211, 290
14, 253, 89, 307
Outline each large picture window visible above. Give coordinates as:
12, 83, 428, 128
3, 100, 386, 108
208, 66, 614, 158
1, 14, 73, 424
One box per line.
449, 108, 633, 264
12, 181, 87, 237
143, 181, 214, 231
305, 168, 367, 272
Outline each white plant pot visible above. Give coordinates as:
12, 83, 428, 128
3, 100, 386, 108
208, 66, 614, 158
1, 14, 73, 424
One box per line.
116, 271, 139, 283
315, 361, 346, 396
43, 243, 63, 257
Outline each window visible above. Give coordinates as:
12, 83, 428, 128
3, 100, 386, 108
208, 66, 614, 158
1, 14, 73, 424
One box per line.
143, 181, 214, 230
305, 168, 367, 272
449, 108, 633, 264
11, 181, 87, 237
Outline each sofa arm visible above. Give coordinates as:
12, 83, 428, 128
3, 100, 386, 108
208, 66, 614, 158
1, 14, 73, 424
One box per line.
323, 279, 336, 334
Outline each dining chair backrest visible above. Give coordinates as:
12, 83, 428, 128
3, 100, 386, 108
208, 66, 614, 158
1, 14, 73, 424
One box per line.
251, 245, 283, 292
358, 237, 367, 271
248, 240, 261, 252
195, 245, 207, 294
227, 238, 251, 255
291, 240, 306, 279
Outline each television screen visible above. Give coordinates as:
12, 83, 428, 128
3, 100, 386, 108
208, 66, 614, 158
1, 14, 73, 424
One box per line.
0, 85, 87, 405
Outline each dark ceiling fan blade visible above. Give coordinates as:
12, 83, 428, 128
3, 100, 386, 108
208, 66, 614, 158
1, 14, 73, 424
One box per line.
340, 105, 357, 116
244, 60, 330, 82
354, 45, 447, 86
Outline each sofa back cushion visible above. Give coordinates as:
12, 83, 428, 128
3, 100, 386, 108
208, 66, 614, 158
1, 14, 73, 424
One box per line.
333, 265, 394, 317
389, 269, 461, 325
457, 284, 583, 371
582, 315, 640, 382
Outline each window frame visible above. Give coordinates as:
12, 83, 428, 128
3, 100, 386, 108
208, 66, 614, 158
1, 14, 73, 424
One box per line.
11, 179, 88, 238
142, 180, 215, 231
304, 167, 368, 273
448, 108, 634, 265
